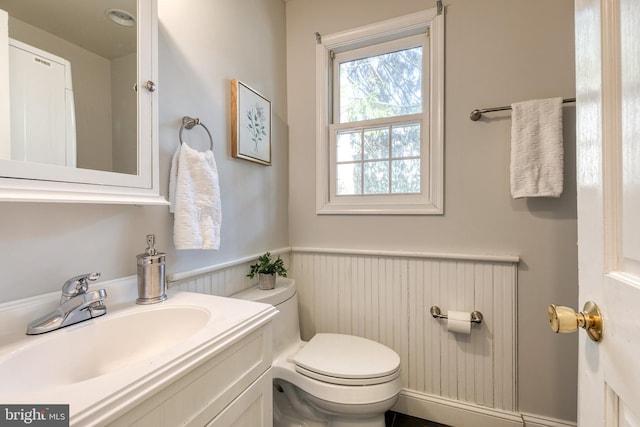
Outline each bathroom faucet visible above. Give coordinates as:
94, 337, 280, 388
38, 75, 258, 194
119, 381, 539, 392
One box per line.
26, 273, 107, 335
60, 272, 101, 303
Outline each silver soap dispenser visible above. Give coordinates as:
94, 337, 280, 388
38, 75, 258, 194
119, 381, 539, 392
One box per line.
136, 234, 167, 304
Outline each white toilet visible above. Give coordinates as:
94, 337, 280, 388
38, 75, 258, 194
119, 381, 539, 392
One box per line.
232, 278, 402, 427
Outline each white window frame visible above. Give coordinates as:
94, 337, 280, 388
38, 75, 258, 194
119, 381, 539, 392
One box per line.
315, 8, 444, 215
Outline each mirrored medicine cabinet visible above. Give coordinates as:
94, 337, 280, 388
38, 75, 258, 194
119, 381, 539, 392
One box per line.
0, 0, 165, 204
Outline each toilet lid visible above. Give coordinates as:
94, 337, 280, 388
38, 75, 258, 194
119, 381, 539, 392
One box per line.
292, 333, 400, 386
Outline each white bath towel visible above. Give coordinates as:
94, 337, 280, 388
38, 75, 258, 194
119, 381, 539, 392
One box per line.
510, 97, 564, 198
169, 143, 221, 250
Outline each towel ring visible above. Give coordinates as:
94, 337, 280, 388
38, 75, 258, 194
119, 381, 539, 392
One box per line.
179, 116, 213, 150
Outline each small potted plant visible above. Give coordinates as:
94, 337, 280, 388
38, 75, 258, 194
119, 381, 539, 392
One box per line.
247, 251, 287, 290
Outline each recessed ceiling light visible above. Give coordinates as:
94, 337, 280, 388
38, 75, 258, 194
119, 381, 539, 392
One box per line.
105, 9, 136, 27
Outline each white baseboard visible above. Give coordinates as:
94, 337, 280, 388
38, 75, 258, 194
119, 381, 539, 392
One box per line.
394, 391, 576, 427
521, 413, 577, 427
394, 390, 524, 427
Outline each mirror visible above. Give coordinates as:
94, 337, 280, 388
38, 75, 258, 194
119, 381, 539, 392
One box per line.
0, 0, 164, 204
0, 0, 137, 174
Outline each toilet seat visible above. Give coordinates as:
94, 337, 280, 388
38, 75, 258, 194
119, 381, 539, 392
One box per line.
292, 333, 400, 386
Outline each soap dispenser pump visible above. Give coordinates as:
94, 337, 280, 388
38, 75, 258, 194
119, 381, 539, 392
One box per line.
136, 234, 167, 304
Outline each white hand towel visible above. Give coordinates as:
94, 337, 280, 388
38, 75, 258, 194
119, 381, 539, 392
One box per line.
169, 143, 222, 250
510, 97, 564, 198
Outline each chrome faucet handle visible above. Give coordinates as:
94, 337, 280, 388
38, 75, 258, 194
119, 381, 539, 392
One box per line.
61, 272, 101, 301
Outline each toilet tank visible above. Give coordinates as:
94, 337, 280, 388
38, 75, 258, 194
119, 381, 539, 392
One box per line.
231, 278, 301, 355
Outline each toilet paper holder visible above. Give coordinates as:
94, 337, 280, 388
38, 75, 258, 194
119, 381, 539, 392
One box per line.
430, 306, 483, 324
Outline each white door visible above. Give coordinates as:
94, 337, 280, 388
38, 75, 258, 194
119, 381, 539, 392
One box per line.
574, 0, 640, 425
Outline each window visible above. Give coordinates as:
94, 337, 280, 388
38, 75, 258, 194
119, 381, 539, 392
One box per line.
315, 8, 444, 215
333, 36, 425, 197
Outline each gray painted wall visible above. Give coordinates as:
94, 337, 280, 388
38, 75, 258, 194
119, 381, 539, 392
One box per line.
0, 0, 577, 423
286, 0, 578, 422
0, 0, 289, 302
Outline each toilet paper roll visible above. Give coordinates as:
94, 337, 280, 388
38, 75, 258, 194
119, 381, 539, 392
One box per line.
447, 311, 472, 334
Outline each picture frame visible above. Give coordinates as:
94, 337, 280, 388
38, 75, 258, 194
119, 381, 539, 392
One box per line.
231, 79, 272, 166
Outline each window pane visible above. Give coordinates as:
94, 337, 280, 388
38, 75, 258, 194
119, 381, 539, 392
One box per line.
364, 161, 389, 194
391, 159, 420, 193
336, 130, 362, 162
339, 47, 422, 123
392, 123, 421, 158
363, 127, 389, 160
337, 163, 362, 195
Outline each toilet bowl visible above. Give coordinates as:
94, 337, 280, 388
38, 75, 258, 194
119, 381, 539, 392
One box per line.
232, 278, 402, 427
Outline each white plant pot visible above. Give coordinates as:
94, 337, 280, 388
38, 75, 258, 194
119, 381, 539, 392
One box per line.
258, 273, 276, 290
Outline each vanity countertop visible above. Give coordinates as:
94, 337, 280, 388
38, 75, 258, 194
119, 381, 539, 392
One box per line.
0, 277, 277, 425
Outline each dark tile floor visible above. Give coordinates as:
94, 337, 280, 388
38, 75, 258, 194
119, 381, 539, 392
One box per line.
386, 411, 450, 427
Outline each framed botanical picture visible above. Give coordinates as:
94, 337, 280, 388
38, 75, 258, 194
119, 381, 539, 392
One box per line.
231, 79, 272, 165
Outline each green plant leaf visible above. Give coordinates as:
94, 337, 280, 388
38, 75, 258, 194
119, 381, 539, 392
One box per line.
247, 252, 288, 279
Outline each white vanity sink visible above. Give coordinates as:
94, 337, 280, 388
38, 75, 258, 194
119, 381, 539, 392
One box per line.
0, 304, 210, 395
0, 281, 277, 426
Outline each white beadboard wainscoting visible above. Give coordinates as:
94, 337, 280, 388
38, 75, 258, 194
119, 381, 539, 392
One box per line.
289, 248, 521, 427
166, 247, 575, 427
166, 247, 291, 296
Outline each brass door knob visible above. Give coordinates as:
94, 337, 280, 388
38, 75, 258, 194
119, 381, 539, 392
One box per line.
548, 301, 603, 342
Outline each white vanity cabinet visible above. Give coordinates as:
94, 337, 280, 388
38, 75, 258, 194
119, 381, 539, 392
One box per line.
106, 325, 274, 427
207, 370, 272, 427
0, 282, 277, 427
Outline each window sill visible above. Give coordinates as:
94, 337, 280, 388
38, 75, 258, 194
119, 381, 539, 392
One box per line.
316, 200, 443, 215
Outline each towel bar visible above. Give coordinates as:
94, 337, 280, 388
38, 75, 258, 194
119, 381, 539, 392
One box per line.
469, 97, 576, 121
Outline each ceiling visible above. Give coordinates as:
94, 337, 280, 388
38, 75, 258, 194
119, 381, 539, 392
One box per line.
0, 0, 136, 59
